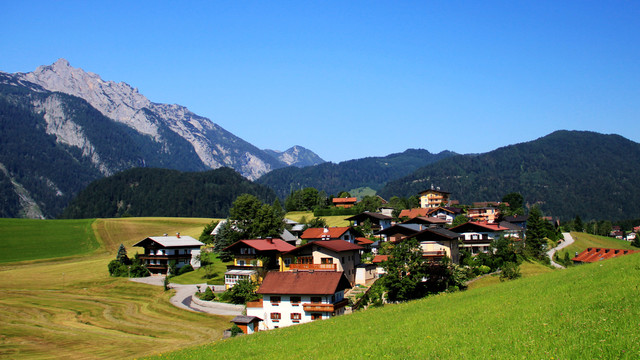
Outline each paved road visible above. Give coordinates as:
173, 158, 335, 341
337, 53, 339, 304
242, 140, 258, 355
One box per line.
547, 232, 575, 268
130, 277, 243, 316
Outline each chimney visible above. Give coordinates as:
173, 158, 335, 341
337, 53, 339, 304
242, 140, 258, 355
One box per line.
176, 232, 180, 238
267, 237, 273, 244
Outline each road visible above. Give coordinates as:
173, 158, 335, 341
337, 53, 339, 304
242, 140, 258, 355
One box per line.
130, 276, 244, 316
547, 232, 575, 268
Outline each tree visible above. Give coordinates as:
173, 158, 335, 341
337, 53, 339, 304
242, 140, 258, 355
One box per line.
631, 234, 640, 248
451, 215, 468, 228
573, 215, 584, 232
502, 192, 524, 215
381, 237, 429, 302
229, 194, 263, 236
116, 243, 130, 264
337, 191, 351, 198
305, 217, 327, 229
199, 220, 219, 245
223, 279, 260, 304
356, 195, 382, 213
525, 206, 547, 259
214, 221, 242, 261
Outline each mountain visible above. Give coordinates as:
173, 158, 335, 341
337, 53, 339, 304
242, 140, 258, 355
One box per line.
0, 60, 323, 218
61, 167, 276, 219
263, 145, 325, 168
378, 131, 640, 221
256, 149, 457, 199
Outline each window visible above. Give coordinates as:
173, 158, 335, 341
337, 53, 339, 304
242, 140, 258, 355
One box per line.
298, 256, 313, 264
237, 259, 246, 266
284, 258, 291, 266
270, 296, 281, 305
240, 247, 256, 255
270, 313, 281, 322
311, 313, 322, 321
290, 296, 301, 306
291, 313, 301, 323
321, 258, 333, 264
310, 296, 322, 304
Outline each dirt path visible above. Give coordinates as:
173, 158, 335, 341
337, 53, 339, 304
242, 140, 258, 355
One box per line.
547, 232, 575, 268
130, 277, 244, 316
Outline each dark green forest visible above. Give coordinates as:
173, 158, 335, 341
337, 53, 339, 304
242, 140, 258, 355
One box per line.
379, 131, 640, 221
256, 149, 456, 199
61, 167, 276, 219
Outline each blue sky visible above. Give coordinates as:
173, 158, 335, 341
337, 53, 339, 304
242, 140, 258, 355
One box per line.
2, 1, 639, 163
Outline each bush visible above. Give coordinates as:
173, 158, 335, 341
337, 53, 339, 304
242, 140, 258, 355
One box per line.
499, 262, 521, 282
478, 265, 491, 274
108, 259, 128, 277
222, 279, 259, 304
197, 286, 216, 301
177, 264, 194, 275
230, 324, 243, 337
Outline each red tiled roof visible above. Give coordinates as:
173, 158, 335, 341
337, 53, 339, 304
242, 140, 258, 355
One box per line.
224, 238, 295, 253
332, 197, 358, 204
372, 255, 389, 263
301, 227, 351, 239
355, 237, 374, 245
572, 247, 639, 263
398, 208, 431, 219
257, 271, 351, 295
286, 239, 363, 255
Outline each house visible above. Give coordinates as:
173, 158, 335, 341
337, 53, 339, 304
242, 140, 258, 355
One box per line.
372, 255, 389, 277
374, 223, 424, 243
345, 212, 393, 232
300, 226, 358, 242
402, 216, 447, 228
283, 240, 363, 285
332, 197, 358, 208
133, 234, 203, 275
398, 206, 461, 224
404, 227, 461, 264
450, 221, 511, 255
247, 271, 352, 330
467, 207, 499, 222
222, 238, 296, 288
572, 247, 639, 264
230, 315, 262, 335
354, 237, 374, 252
502, 215, 528, 229
419, 188, 451, 208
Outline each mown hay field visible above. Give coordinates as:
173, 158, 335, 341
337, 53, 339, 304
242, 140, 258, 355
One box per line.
0, 217, 231, 360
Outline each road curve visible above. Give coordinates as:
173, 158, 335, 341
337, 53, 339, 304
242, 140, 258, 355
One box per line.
547, 232, 575, 268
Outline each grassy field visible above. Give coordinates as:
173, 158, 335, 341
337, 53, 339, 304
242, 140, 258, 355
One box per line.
466, 260, 555, 290
557, 232, 637, 259
0, 218, 100, 263
170, 255, 230, 285
150, 253, 640, 359
285, 211, 350, 227
0, 217, 232, 359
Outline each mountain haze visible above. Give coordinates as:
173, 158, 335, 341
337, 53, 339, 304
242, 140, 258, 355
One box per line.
379, 131, 640, 221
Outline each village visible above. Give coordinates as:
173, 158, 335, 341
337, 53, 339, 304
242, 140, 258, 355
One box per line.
130, 187, 640, 336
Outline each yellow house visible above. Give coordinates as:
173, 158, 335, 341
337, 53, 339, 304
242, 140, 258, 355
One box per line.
223, 238, 295, 289
281, 240, 363, 285
419, 188, 451, 208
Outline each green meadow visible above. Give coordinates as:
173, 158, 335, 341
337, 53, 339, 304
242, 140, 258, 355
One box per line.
0, 217, 231, 360
150, 253, 640, 359
556, 232, 637, 259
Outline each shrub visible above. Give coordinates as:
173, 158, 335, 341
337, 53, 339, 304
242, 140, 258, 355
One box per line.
129, 263, 149, 277
197, 286, 216, 301
222, 279, 259, 304
108, 259, 128, 277
230, 324, 243, 337
478, 265, 491, 274
177, 264, 194, 275
499, 262, 521, 282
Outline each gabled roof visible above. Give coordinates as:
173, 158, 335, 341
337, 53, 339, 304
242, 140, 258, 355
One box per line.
503, 215, 529, 223
301, 227, 352, 240
419, 189, 451, 195
133, 235, 203, 248
498, 221, 525, 231
257, 271, 352, 295
450, 221, 510, 233
231, 315, 262, 324
332, 197, 357, 204
398, 208, 431, 219
355, 237, 374, 245
345, 212, 392, 221
224, 238, 296, 253
286, 239, 363, 255
572, 248, 639, 263
404, 216, 447, 225
374, 223, 423, 236
405, 227, 461, 241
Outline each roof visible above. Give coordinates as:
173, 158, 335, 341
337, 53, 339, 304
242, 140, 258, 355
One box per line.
498, 221, 525, 231
257, 271, 352, 295
280, 229, 297, 242
133, 235, 203, 248
355, 237, 374, 245
419, 189, 450, 195
301, 227, 351, 240
286, 239, 363, 255
398, 208, 431, 219
332, 197, 358, 204
572, 248, 639, 263
372, 255, 389, 263
450, 221, 510, 233
345, 212, 392, 221
404, 216, 447, 225
374, 223, 423, 236
406, 227, 461, 241
503, 215, 529, 223
231, 315, 262, 324
223, 238, 296, 253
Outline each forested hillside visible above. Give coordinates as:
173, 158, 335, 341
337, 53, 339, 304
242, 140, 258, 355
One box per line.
61, 167, 276, 218
379, 131, 640, 221
257, 149, 456, 199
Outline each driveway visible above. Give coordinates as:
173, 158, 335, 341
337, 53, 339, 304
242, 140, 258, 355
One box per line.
130, 277, 244, 316
547, 232, 575, 268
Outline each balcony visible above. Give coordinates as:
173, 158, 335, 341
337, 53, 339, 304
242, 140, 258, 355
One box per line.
138, 254, 190, 261
422, 251, 446, 257
289, 263, 337, 271
303, 299, 349, 312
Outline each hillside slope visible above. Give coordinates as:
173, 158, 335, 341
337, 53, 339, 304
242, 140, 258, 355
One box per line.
379, 130, 640, 220
61, 167, 276, 219
154, 253, 640, 359
257, 149, 456, 199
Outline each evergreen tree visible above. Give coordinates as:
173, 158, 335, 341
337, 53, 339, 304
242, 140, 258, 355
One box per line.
574, 215, 584, 232
525, 206, 547, 259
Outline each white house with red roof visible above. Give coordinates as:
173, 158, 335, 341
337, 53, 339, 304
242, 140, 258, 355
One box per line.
133, 234, 203, 275
300, 226, 358, 243
247, 271, 352, 330
282, 239, 363, 285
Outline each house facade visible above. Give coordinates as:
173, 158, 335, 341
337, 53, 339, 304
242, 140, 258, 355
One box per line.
419, 189, 451, 208
332, 197, 358, 208
282, 240, 363, 285
222, 238, 295, 288
247, 271, 352, 330
133, 234, 203, 275
405, 227, 461, 264
450, 221, 510, 254
300, 227, 358, 243
345, 212, 393, 232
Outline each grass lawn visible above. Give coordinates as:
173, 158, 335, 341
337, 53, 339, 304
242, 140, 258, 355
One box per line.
467, 260, 555, 290
0, 217, 232, 360
285, 211, 350, 227
170, 256, 231, 285
0, 218, 99, 263
149, 253, 640, 359
557, 232, 637, 259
